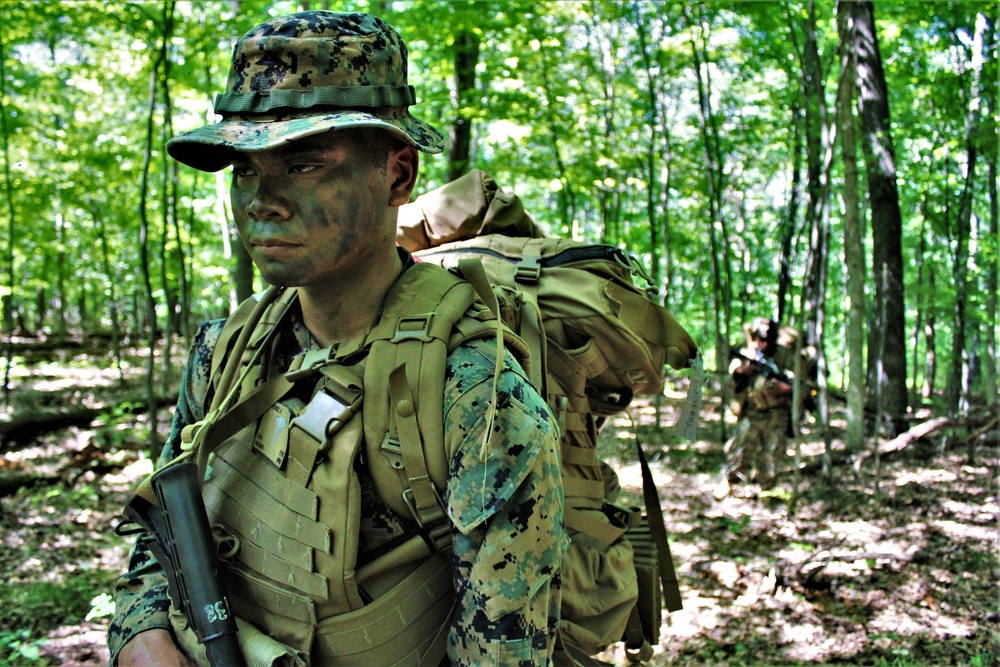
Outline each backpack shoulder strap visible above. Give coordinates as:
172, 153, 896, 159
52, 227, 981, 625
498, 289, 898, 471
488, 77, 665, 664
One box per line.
361, 262, 527, 542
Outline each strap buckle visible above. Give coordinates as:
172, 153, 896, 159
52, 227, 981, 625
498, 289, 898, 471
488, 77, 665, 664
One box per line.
402, 485, 451, 554
286, 345, 337, 381
515, 254, 542, 284
392, 314, 434, 342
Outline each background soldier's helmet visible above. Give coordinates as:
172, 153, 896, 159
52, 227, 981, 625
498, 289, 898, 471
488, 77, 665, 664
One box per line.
744, 317, 779, 352
167, 11, 446, 172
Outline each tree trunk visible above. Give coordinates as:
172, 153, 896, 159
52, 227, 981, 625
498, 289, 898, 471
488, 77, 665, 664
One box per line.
159, 22, 177, 393
138, 2, 173, 455
922, 281, 936, 400
945, 15, 986, 417
448, 29, 479, 183
537, 41, 575, 233
586, 16, 620, 245
796, 0, 834, 474
849, 0, 908, 436
687, 9, 731, 389
92, 207, 124, 382
777, 103, 802, 325
635, 13, 663, 291
837, 0, 866, 454
217, 171, 255, 309
982, 16, 998, 407
54, 211, 68, 339
0, 19, 17, 407
910, 213, 929, 406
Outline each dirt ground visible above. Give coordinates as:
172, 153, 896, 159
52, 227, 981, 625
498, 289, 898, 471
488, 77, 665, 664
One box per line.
1, 352, 997, 666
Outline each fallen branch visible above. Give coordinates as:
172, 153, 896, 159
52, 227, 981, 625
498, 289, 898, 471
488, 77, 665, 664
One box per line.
0, 394, 174, 450
855, 417, 951, 469
878, 416, 951, 454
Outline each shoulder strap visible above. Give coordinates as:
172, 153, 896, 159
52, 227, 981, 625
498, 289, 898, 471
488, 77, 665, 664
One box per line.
133, 286, 296, 503
361, 263, 528, 543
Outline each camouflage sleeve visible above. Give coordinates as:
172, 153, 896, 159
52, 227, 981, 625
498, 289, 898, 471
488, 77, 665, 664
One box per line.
443, 338, 569, 666
107, 320, 224, 664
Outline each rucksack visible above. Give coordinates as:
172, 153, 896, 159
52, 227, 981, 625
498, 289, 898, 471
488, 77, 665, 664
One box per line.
397, 170, 698, 663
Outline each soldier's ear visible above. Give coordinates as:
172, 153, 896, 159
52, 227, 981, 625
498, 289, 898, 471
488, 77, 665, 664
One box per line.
387, 145, 418, 207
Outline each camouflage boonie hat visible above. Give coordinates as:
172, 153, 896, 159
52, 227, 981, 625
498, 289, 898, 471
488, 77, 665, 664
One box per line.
167, 11, 446, 172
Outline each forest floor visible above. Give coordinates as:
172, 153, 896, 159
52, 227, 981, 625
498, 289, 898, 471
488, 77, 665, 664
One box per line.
0, 342, 997, 667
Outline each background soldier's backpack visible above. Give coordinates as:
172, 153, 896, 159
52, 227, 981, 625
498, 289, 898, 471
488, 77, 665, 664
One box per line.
397, 170, 698, 664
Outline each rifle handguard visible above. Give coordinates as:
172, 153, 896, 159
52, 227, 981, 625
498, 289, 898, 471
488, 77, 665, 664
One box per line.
122, 462, 243, 667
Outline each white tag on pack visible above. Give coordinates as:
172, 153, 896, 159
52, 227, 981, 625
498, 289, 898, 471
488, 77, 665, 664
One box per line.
674, 354, 704, 441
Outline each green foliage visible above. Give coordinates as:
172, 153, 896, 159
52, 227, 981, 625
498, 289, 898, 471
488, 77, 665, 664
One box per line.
718, 514, 752, 536
85, 592, 116, 621
0, 571, 113, 665
0, 630, 49, 667
0, 0, 996, 400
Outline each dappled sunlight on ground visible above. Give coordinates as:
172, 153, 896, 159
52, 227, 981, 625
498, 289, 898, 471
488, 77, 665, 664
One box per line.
2, 354, 997, 665
595, 396, 999, 666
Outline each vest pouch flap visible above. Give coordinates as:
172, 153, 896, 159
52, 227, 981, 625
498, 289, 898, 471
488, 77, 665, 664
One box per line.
225, 565, 319, 663
254, 400, 302, 470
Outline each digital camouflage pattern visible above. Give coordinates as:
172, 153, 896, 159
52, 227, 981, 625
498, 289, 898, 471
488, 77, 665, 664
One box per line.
109, 294, 567, 666
724, 404, 790, 487
443, 339, 566, 663
167, 11, 446, 172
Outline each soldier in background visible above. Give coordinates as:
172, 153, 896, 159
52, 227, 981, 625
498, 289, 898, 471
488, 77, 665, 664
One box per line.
723, 317, 812, 489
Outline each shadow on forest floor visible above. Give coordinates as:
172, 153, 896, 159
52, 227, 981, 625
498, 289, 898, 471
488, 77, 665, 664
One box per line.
0, 350, 997, 666
595, 385, 999, 667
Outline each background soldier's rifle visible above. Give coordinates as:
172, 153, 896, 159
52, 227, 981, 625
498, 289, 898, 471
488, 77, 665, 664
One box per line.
729, 348, 849, 408
728, 349, 793, 385
118, 462, 243, 667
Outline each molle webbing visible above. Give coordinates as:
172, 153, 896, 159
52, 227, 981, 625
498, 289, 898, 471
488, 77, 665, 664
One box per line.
159, 263, 524, 665
312, 553, 453, 666
205, 438, 332, 602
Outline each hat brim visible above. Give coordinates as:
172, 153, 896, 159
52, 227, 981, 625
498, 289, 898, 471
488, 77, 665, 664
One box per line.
167, 110, 446, 172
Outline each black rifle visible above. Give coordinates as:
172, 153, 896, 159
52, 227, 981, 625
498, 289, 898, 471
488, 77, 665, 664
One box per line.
728, 348, 848, 411
728, 349, 793, 384
119, 462, 243, 667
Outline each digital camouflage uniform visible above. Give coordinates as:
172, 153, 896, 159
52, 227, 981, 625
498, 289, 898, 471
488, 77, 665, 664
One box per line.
167, 12, 447, 172
109, 258, 568, 665
723, 382, 791, 487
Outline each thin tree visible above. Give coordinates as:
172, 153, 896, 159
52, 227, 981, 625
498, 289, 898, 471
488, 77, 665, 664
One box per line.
536, 39, 575, 233
158, 4, 177, 392
776, 104, 802, 325
849, 0, 908, 436
138, 2, 172, 454
944, 16, 986, 418
0, 14, 16, 407
836, 0, 866, 454
585, 8, 622, 244
448, 27, 479, 184
789, 0, 834, 479
634, 8, 663, 291
982, 15, 998, 408
685, 8, 732, 386
91, 205, 124, 382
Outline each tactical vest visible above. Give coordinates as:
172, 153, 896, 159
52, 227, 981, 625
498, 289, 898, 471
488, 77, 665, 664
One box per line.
169, 262, 523, 666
